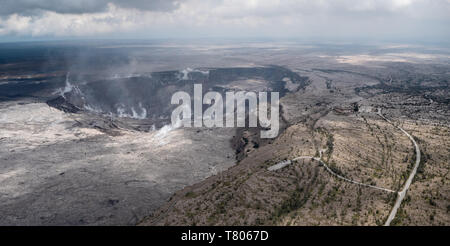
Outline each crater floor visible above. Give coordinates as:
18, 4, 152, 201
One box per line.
0, 101, 235, 225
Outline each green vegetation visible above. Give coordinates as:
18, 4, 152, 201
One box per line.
272, 186, 309, 219
184, 191, 197, 198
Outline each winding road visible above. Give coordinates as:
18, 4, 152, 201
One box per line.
378, 112, 421, 226
268, 154, 397, 193
268, 110, 421, 226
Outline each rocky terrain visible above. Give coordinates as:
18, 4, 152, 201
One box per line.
0, 99, 237, 225
0, 41, 448, 225
139, 43, 449, 226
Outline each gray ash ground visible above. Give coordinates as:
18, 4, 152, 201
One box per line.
0, 47, 307, 225
0, 41, 448, 225
0, 100, 237, 225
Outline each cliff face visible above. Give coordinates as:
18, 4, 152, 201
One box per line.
46, 66, 308, 123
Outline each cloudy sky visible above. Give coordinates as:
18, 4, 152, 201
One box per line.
0, 0, 449, 42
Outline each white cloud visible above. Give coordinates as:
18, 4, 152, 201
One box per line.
0, 0, 448, 40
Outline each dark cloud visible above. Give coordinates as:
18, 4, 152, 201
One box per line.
0, 0, 182, 16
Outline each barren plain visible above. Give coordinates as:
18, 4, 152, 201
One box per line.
0, 41, 448, 225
